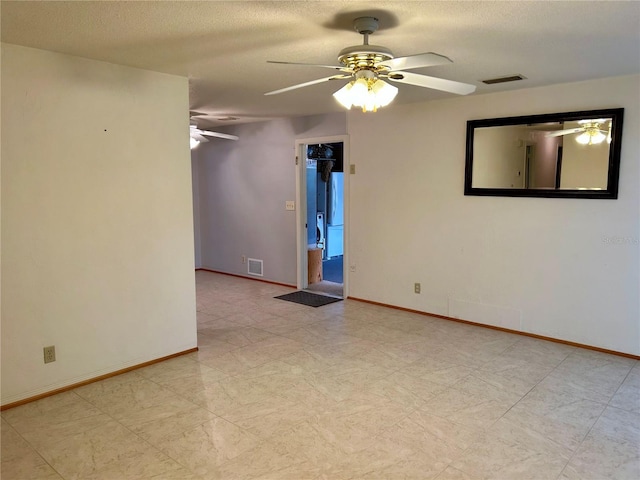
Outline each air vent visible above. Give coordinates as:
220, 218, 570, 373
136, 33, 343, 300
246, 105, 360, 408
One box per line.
247, 258, 263, 277
481, 74, 527, 85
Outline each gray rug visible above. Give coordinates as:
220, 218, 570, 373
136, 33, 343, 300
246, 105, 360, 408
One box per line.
274, 291, 343, 307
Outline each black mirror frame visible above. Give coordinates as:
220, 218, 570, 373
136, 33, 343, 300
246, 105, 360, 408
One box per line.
464, 108, 624, 199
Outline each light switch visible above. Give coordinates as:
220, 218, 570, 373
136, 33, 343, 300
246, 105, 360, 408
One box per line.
350, 164, 356, 174
285, 200, 295, 211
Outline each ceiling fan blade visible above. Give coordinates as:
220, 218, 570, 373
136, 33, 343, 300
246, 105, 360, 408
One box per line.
267, 60, 351, 73
198, 130, 239, 141
545, 127, 585, 138
191, 133, 209, 143
265, 75, 351, 96
190, 114, 216, 122
386, 71, 476, 95
378, 52, 453, 71
578, 118, 608, 124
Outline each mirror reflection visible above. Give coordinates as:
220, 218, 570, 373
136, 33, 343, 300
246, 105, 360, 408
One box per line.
465, 109, 623, 199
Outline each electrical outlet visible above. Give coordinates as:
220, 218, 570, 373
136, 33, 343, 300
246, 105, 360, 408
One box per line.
349, 264, 356, 272
414, 283, 421, 294
43, 345, 56, 364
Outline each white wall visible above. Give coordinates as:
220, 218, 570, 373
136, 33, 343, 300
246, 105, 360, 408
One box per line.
195, 113, 346, 285
347, 75, 639, 355
1, 44, 197, 405
191, 155, 202, 268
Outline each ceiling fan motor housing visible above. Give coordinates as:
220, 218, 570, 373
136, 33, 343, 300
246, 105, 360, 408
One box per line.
337, 45, 394, 71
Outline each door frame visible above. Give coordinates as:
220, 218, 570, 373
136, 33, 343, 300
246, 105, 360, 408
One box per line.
294, 135, 350, 296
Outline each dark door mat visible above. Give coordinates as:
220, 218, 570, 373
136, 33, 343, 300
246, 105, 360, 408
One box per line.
274, 291, 343, 307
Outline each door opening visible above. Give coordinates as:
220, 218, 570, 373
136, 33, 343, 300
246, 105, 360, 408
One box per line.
298, 140, 346, 298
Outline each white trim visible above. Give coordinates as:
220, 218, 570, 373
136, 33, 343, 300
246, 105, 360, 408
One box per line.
294, 135, 350, 297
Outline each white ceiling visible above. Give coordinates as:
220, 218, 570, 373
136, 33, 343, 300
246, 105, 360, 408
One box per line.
2, 1, 639, 128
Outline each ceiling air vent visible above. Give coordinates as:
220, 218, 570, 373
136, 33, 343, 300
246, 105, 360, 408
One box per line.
248, 258, 263, 277
481, 74, 527, 85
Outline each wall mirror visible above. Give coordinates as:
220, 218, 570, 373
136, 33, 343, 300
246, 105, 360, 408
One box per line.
464, 108, 624, 199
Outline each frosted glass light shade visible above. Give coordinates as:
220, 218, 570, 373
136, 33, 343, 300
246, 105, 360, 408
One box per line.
362, 95, 377, 113
575, 132, 590, 145
371, 80, 398, 107
350, 78, 369, 106
333, 82, 353, 109
190, 137, 200, 149
590, 131, 606, 144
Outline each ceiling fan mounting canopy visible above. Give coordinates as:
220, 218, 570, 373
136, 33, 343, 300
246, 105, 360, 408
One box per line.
352, 16, 381, 35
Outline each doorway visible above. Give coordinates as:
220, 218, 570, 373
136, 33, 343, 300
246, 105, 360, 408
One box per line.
295, 136, 348, 298
524, 143, 536, 188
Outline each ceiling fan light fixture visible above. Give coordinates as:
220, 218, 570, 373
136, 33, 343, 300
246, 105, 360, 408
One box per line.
333, 76, 399, 112
576, 129, 606, 145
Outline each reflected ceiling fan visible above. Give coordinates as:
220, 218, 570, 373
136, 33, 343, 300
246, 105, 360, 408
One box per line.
265, 16, 476, 112
189, 115, 238, 149
545, 119, 612, 145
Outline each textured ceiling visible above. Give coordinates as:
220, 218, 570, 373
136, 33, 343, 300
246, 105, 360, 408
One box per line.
2, 1, 639, 128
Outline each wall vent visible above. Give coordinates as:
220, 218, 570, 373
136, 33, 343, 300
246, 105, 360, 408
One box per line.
481, 74, 526, 85
247, 258, 263, 277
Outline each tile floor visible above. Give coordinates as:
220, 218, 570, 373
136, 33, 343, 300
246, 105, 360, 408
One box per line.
2, 270, 639, 479
306, 280, 343, 298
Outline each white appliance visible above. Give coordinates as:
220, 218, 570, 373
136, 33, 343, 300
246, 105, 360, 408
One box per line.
316, 212, 325, 249
327, 225, 343, 258
326, 172, 344, 258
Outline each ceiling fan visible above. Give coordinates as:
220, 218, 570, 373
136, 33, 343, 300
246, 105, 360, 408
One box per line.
265, 16, 476, 112
189, 115, 238, 149
545, 119, 612, 145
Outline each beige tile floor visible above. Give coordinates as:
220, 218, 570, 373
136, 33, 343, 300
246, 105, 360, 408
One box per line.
2, 270, 639, 479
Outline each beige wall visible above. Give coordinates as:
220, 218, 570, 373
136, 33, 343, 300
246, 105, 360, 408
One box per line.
347, 75, 639, 355
561, 121, 610, 189
472, 126, 526, 188
1, 44, 197, 405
